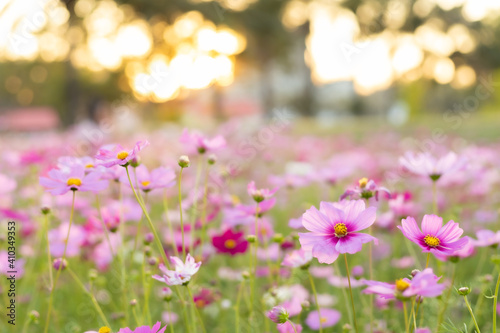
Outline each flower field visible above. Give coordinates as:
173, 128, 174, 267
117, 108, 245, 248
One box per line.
1, 123, 500, 333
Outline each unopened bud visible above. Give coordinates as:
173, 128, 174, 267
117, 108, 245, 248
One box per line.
41, 207, 51, 215
207, 154, 217, 165
88, 269, 98, 281
53, 258, 67, 271
242, 271, 250, 280
144, 246, 152, 256
246, 235, 256, 243
162, 287, 173, 302
178, 155, 190, 168
29, 310, 39, 323
148, 257, 158, 266
457, 287, 471, 296
130, 299, 137, 306
411, 269, 420, 277
301, 300, 310, 310
130, 157, 141, 168
144, 233, 154, 245
342, 323, 352, 332
272, 233, 284, 244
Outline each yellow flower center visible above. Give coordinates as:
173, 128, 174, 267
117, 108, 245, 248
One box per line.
117, 151, 129, 160
66, 178, 82, 187
99, 327, 111, 333
320, 317, 327, 323
85, 163, 94, 168
334, 223, 348, 237
196, 299, 205, 307
395, 279, 410, 291
358, 177, 368, 188
141, 181, 151, 187
424, 235, 440, 248
225, 239, 236, 249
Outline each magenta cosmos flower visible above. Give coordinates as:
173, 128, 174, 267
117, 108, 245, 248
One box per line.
212, 229, 248, 255
399, 151, 467, 181
363, 268, 446, 299
179, 128, 226, 154
247, 181, 278, 203
153, 254, 201, 286
298, 200, 377, 264
277, 321, 302, 333
95, 140, 149, 168
40, 165, 108, 195
398, 215, 468, 256
119, 165, 176, 192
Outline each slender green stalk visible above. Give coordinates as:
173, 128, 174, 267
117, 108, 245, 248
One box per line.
250, 202, 260, 316
286, 319, 299, 333
463, 295, 481, 333
334, 260, 353, 324
132, 305, 141, 326
410, 298, 417, 331
167, 302, 175, 333
307, 270, 323, 333
200, 162, 210, 251
43, 213, 54, 290
178, 167, 186, 260
344, 254, 358, 333
432, 180, 438, 214
190, 158, 203, 251
67, 266, 111, 328
403, 302, 409, 333
493, 272, 500, 333
235, 280, 244, 333
141, 249, 151, 324
425, 253, 431, 269
436, 264, 456, 331
186, 285, 207, 333
44, 190, 76, 333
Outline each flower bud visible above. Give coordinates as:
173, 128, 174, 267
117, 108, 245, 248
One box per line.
162, 287, 173, 302
53, 258, 67, 271
301, 300, 310, 310
144, 233, 154, 245
242, 271, 250, 280
252, 191, 265, 203
88, 269, 98, 281
411, 269, 420, 277
246, 235, 256, 243
207, 154, 217, 165
457, 287, 471, 296
267, 306, 289, 324
178, 155, 190, 168
148, 257, 158, 266
41, 207, 51, 215
144, 246, 152, 256
130, 299, 137, 306
29, 310, 39, 323
130, 157, 141, 168
342, 323, 352, 332
352, 265, 364, 279
272, 233, 284, 244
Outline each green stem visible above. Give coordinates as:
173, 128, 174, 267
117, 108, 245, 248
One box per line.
334, 260, 353, 324
344, 254, 358, 333
493, 272, 500, 333
463, 295, 481, 333
67, 266, 111, 328
432, 180, 438, 214
436, 264, 456, 331
178, 167, 186, 260
167, 302, 175, 333
235, 280, 244, 333
411, 297, 417, 332
403, 302, 409, 333
43, 213, 54, 291
307, 270, 323, 333
186, 285, 207, 333
286, 319, 299, 333
190, 158, 203, 252
95, 194, 115, 256
163, 191, 179, 257
43, 190, 76, 333
200, 163, 210, 252
425, 253, 431, 269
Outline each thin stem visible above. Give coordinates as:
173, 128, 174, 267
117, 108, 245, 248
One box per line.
43, 213, 54, 290
67, 266, 111, 328
411, 298, 417, 332
178, 168, 186, 260
403, 302, 409, 333
186, 285, 207, 333
344, 254, 358, 333
44, 190, 76, 333
190, 158, 203, 252
463, 295, 481, 333
368, 225, 374, 333
334, 260, 353, 323
436, 264, 456, 331
163, 191, 179, 257
235, 280, 244, 333
200, 162, 210, 252
307, 270, 323, 333
286, 319, 299, 333
167, 302, 175, 333
425, 253, 431, 269
493, 272, 500, 333
432, 180, 438, 214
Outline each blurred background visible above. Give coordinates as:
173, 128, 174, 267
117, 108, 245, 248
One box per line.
1, 0, 500, 131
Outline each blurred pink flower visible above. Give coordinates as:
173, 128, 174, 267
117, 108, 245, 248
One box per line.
399, 151, 467, 181
95, 140, 149, 168
305, 308, 341, 329
212, 229, 248, 255
153, 254, 201, 286
472, 229, 500, 247
277, 321, 302, 333
247, 181, 278, 202
120, 165, 176, 192
180, 128, 226, 154
282, 249, 312, 268
299, 200, 377, 264
40, 165, 108, 195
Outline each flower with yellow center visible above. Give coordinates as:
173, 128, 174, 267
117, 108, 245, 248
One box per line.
99, 327, 111, 333
117, 151, 129, 160
424, 235, 440, 248
358, 177, 368, 188
320, 317, 327, 323
67, 178, 82, 187
85, 163, 94, 168
196, 299, 205, 308
141, 181, 151, 187
224, 239, 236, 249
395, 279, 410, 292
334, 223, 348, 237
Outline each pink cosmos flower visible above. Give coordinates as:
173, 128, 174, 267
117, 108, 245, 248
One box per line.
117, 322, 167, 333
48, 223, 86, 257
267, 306, 289, 324
95, 140, 149, 168
119, 165, 176, 192
281, 249, 312, 268
0, 173, 17, 194
40, 165, 108, 195
0, 251, 25, 279
298, 200, 377, 264
398, 215, 468, 256
340, 177, 390, 201
277, 321, 302, 333
161, 311, 178, 325
305, 309, 341, 329
399, 151, 467, 181
212, 229, 249, 255
434, 236, 475, 262
247, 181, 278, 202
471, 229, 500, 247
179, 128, 226, 154
363, 268, 446, 299
153, 254, 201, 286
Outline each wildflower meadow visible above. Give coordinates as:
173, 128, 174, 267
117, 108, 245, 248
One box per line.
1, 123, 499, 333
